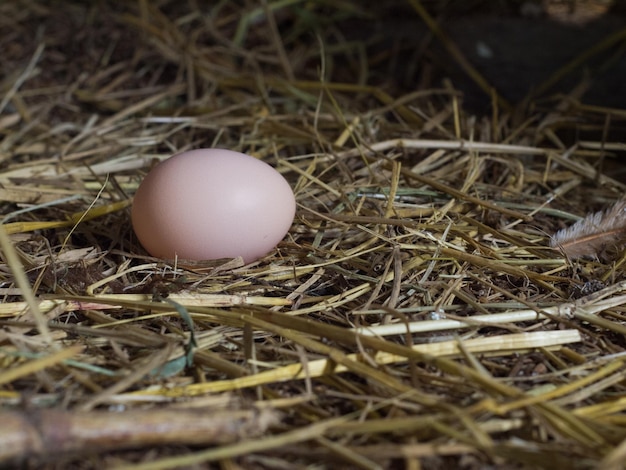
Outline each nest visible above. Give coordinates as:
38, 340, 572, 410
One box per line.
1, 1, 626, 468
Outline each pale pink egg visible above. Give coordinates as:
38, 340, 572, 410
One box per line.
131, 149, 295, 263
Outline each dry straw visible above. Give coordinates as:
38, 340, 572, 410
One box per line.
1, 0, 626, 469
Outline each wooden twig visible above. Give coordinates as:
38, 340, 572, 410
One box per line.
0, 406, 279, 466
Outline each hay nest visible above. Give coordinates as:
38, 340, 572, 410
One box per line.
1, 1, 626, 469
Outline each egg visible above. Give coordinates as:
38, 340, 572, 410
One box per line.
131, 148, 295, 263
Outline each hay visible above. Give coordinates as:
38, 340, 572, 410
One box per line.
1, 0, 626, 468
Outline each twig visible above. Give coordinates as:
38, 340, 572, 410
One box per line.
0, 406, 278, 466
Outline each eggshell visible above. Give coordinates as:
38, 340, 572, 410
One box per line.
131, 149, 295, 263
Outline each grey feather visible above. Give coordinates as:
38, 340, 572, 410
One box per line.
551, 200, 626, 260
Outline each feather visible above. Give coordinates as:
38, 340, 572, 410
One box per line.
551, 199, 626, 260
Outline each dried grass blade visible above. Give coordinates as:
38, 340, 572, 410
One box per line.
0, 345, 83, 386
494, 360, 625, 414
127, 330, 580, 397
0, 225, 53, 344
111, 413, 355, 470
